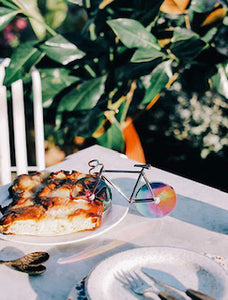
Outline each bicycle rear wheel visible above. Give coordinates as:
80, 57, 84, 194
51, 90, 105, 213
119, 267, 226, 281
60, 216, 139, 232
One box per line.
135, 182, 177, 218
73, 176, 112, 212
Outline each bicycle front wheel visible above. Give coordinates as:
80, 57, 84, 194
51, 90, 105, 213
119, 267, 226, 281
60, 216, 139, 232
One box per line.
135, 182, 177, 218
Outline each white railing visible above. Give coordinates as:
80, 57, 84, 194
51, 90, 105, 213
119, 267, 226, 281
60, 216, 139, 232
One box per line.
0, 58, 45, 185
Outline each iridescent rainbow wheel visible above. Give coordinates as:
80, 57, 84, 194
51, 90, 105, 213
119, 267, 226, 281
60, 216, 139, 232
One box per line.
135, 182, 177, 218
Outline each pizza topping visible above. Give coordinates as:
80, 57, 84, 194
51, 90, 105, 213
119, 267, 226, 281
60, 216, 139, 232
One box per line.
0, 170, 111, 236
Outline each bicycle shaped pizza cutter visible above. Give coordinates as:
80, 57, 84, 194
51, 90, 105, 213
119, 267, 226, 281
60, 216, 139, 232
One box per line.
75, 159, 177, 218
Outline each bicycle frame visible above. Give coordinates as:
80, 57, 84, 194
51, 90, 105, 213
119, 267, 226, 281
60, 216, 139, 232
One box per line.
88, 160, 160, 204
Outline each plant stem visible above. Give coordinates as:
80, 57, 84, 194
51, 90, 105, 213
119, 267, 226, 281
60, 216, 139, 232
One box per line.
120, 80, 137, 125
99, 0, 115, 10
84, 65, 96, 78
184, 13, 191, 29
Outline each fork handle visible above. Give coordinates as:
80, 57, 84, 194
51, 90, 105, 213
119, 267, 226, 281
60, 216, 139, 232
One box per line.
186, 289, 215, 300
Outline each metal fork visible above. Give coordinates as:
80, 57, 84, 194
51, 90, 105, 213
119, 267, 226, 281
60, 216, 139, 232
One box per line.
117, 271, 181, 300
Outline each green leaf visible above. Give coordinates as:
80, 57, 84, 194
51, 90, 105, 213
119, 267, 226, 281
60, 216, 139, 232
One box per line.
12, 0, 46, 39
0, 7, 19, 30
131, 47, 165, 63
107, 18, 161, 50
40, 34, 85, 65
44, 0, 68, 29
224, 16, 228, 26
201, 27, 217, 43
211, 63, 228, 99
0, 0, 19, 10
3, 41, 43, 85
170, 29, 206, 60
39, 68, 79, 108
58, 75, 106, 113
190, 0, 217, 13
96, 122, 125, 152
141, 60, 172, 105
65, 108, 105, 138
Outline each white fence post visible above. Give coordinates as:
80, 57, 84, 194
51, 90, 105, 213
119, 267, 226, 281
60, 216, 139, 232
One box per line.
32, 67, 45, 171
11, 79, 28, 175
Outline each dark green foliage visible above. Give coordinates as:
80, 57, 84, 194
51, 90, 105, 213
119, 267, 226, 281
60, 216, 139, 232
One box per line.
0, 0, 227, 154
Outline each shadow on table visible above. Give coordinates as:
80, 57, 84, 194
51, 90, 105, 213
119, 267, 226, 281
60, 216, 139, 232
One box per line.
170, 194, 228, 234
0, 246, 25, 261
112, 176, 228, 235
112, 176, 228, 234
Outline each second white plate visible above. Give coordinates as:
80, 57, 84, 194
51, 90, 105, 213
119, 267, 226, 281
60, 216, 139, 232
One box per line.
86, 246, 228, 300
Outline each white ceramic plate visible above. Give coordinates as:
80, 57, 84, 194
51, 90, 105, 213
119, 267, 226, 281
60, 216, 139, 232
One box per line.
86, 247, 228, 300
0, 183, 128, 245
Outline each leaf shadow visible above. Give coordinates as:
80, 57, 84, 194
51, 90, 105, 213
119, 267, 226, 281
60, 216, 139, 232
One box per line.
170, 194, 228, 234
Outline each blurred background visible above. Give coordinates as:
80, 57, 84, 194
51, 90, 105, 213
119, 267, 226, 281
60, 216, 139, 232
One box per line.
0, 0, 227, 191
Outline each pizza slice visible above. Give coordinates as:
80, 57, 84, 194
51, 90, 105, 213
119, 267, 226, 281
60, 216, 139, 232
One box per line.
0, 170, 112, 236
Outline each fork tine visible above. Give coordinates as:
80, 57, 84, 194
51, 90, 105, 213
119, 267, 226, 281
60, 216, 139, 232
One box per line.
115, 270, 134, 288
124, 271, 137, 288
133, 271, 146, 285
115, 271, 128, 285
116, 271, 139, 288
121, 271, 150, 289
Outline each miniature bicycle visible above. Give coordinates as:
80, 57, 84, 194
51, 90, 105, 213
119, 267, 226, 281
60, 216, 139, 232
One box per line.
75, 159, 177, 218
